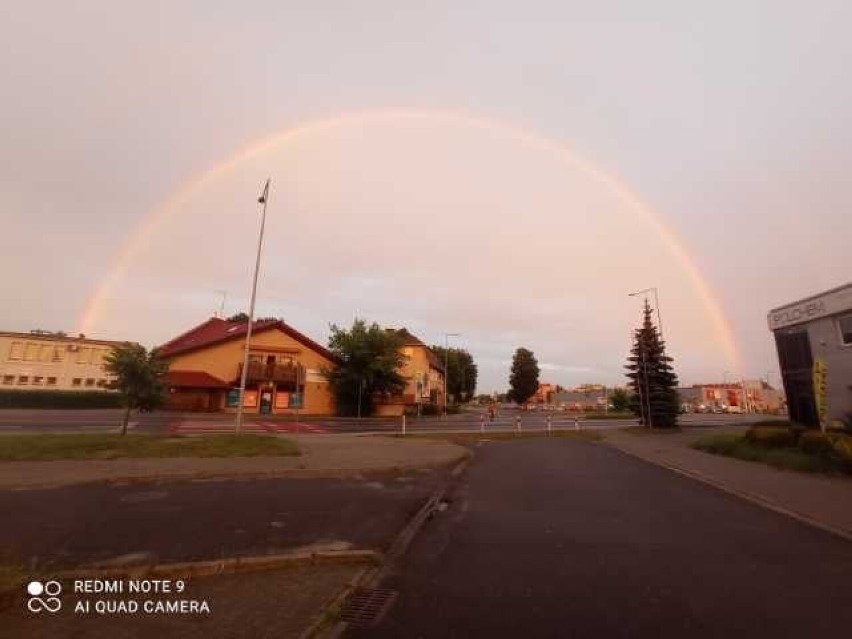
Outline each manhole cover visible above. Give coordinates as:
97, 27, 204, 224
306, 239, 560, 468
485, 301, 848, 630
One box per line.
340, 588, 398, 627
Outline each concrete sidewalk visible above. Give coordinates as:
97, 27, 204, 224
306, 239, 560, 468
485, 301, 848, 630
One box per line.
0, 435, 468, 490
604, 427, 852, 540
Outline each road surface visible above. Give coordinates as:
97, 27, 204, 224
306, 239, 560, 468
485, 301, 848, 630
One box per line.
345, 437, 852, 638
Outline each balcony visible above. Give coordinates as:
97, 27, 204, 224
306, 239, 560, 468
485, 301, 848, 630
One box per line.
238, 361, 304, 385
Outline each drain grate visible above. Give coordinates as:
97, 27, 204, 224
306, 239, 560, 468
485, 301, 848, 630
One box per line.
340, 588, 398, 627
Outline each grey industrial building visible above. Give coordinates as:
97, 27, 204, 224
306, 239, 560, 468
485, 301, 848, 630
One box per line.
767, 282, 852, 427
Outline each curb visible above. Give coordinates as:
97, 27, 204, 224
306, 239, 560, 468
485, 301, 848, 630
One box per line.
315, 456, 473, 638
603, 440, 852, 544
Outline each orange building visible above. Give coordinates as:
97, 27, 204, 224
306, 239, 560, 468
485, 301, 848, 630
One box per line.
158, 317, 338, 415
376, 328, 446, 416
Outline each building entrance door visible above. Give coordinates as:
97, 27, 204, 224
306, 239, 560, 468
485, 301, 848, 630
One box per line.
260, 389, 273, 415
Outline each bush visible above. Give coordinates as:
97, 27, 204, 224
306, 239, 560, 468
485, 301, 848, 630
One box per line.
830, 434, 852, 469
0, 389, 122, 409
744, 426, 795, 448
798, 430, 834, 456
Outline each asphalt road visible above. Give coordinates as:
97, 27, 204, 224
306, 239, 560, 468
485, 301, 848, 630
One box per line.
0, 469, 445, 569
345, 437, 852, 638
0, 409, 765, 434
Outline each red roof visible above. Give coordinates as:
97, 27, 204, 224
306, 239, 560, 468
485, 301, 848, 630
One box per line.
157, 317, 338, 362
166, 370, 230, 389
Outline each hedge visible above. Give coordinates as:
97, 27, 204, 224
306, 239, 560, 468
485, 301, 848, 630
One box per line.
0, 390, 123, 409
744, 425, 796, 448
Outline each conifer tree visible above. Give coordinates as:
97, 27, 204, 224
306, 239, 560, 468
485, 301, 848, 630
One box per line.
625, 301, 679, 428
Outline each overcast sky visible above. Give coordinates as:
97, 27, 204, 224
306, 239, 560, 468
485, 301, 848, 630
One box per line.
2, 1, 850, 392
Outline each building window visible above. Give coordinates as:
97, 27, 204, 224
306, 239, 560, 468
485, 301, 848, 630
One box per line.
46, 377, 57, 386
72, 378, 82, 387
8, 342, 24, 360
2, 375, 14, 385
17, 376, 29, 385
85, 378, 95, 387
39, 345, 53, 362
96, 379, 108, 388
32, 376, 44, 385
52, 346, 65, 362
77, 347, 91, 364
838, 314, 852, 346
24, 343, 38, 361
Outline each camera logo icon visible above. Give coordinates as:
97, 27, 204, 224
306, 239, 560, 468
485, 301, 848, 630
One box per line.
27, 581, 62, 614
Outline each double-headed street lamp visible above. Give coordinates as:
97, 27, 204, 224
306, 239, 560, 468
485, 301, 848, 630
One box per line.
444, 332, 460, 416
628, 287, 664, 342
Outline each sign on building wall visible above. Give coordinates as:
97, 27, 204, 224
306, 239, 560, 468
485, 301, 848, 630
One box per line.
242, 390, 258, 408
768, 285, 852, 330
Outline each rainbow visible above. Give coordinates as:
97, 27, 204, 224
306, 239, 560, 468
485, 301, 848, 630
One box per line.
76, 108, 742, 369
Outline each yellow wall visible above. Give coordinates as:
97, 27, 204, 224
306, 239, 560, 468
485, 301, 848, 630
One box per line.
398, 346, 444, 404
0, 334, 119, 391
165, 328, 336, 415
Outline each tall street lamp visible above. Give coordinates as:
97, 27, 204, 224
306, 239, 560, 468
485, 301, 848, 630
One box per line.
628, 287, 664, 342
236, 179, 271, 434
444, 333, 460, 416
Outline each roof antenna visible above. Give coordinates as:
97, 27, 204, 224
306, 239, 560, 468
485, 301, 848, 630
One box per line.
215, 290, 227, 318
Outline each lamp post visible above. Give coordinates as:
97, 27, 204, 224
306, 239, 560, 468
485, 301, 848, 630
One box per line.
236, 179, 271, 434
629, 287, 664, 342
444, 333, 460, 416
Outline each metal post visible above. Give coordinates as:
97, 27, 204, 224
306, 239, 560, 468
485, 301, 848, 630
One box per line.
574, 416, 579, 431
357, 378, 363, 420
401, 414, 406, 436
236, 179, 270, 434
547, 414, 552, 434
515, 415, 521, 435
480, 413, 485, 434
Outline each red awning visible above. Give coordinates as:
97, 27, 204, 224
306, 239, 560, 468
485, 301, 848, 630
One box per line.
166, 370, 230, 389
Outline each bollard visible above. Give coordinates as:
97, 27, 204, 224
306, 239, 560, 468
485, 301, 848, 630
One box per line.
574, 416, 580, 431
547, 414, 552, 435
515, 415, 522, 435
402, 414, 406, 436
480, 414, 485, 434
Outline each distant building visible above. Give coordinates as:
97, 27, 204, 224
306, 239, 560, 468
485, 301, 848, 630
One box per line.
530, 383, 557, 405
553, 387, 611, 411
158, 317, 338, 414
378, 328, 446, 416
677, 381, 784, 413
768, 282, 852, 427
0, 330, 123, 391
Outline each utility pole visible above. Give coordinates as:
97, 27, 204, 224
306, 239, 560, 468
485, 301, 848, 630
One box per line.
236, 179, 270, 434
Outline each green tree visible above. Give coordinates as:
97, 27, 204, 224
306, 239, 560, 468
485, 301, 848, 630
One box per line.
430, 346, 478, 403
103, 343, 168, 435
226, 312, 249, 322
610, 387, 630, 412
507, 348, 540, 406
323, 319, 407, 417
625, 301, 679, 428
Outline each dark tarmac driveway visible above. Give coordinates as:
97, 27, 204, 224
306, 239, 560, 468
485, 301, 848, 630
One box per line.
347, 438, 852, 638
2, 469, 445, 569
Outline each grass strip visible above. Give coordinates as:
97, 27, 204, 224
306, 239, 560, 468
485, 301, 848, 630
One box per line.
0, 433, 299, 461
691, 433, 846, 474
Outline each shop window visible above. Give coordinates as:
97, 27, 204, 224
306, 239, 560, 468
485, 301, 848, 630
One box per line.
2, 375, 14, 385
838, 314, 852, 346
46, 377, 57, 386
18, 376, 29, 385
32, 376, 44, 385
72, 378, 82, 387
85, 378, 95, 387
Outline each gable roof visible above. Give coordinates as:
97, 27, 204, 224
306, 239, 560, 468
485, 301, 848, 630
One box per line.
387, 328, 445, 374
158, 317, 338, 362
